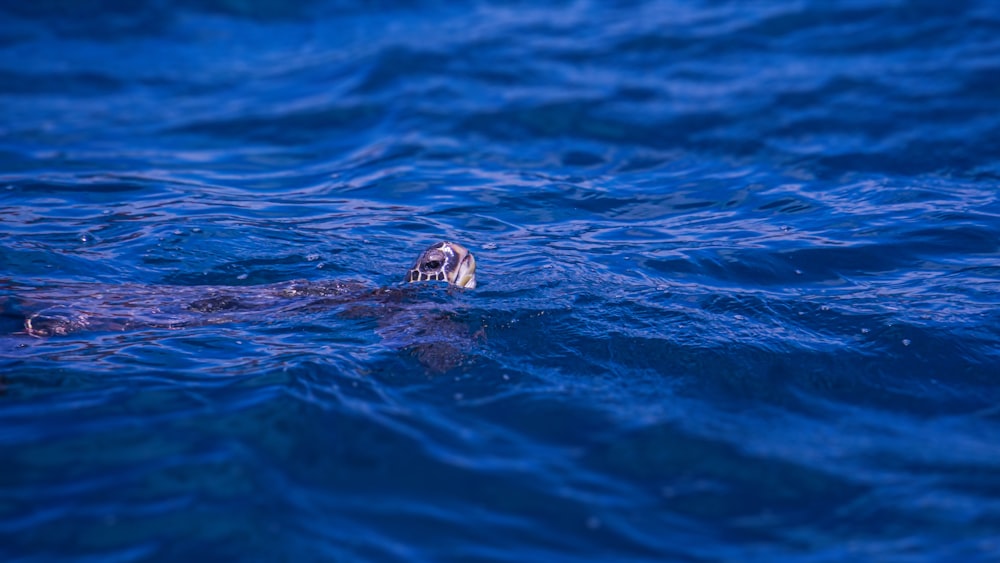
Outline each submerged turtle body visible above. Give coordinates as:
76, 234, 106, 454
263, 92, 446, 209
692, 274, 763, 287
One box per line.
3, 242, 479, 372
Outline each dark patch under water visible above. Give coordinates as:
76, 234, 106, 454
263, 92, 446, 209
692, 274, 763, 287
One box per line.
1, 1, 999, 560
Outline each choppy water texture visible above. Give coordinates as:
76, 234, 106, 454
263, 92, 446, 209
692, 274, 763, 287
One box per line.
2, 1, 1000, 560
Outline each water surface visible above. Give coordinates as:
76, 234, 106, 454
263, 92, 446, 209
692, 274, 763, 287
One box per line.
2, 1, 1000, 560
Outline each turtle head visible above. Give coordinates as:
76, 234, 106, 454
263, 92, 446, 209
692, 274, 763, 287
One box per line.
405, 241, 477, 289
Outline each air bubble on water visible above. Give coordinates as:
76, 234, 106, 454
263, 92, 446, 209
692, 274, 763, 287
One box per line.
192, 227, 202, 233
794, 269, 802, 275
502, 374, 510, 381
316, 262, 327, 269
820, 305, 830, 311
237, 273, 248, 280
102, 209, 111, 215
902, 339, 911, 346
483, 242, 498, 250
861, 328, 870, 334
734, 314, 745, 321
79, 233, 93, 243
306, 254, 320, 261
173, 230, 184, 236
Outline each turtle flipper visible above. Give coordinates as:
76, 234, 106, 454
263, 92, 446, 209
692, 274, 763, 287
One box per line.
23, 305, 134, 336
25, 308, 92, 336
408, 341, 468, 373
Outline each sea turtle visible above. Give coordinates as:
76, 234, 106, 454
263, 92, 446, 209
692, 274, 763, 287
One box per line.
1, 241, 480, 372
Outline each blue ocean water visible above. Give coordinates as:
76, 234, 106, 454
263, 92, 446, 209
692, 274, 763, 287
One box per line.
2, 0, 1000, 560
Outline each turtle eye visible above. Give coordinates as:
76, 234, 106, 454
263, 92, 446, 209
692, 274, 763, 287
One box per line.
425, 260, 441, 270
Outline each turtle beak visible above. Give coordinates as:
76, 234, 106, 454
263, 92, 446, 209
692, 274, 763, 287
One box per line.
447, 243, 477, 289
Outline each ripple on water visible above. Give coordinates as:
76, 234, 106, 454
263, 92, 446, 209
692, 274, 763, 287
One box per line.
2, 0, 1000, 561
